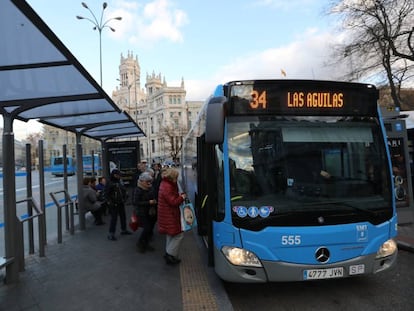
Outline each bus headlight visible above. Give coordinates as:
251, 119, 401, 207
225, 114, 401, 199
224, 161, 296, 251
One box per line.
376, 239, 397, 258
221, 246, 262, 267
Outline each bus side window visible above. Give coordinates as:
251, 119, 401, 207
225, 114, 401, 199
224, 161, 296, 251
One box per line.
215, 146, 225, 220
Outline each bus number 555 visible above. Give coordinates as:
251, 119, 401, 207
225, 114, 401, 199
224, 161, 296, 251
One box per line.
281, 235, 301, 245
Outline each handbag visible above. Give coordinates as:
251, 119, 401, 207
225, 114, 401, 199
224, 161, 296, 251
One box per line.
128, 211, 140, 232
91, 201, 102, 212
179, 199, 197, 232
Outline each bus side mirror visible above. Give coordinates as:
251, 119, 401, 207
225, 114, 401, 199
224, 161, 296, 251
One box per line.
205, 96, 226, 144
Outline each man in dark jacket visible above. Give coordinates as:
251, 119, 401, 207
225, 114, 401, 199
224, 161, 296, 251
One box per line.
105, 169, 131, 241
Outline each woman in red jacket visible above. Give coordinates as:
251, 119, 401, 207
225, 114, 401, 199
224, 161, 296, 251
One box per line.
157, 168, 186, 265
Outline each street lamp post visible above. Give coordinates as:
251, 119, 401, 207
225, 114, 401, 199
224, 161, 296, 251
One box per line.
76, 2, 122, 87
148, 112, 151, 163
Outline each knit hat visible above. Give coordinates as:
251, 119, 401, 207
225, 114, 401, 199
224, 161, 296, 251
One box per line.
139, 172, 153, 182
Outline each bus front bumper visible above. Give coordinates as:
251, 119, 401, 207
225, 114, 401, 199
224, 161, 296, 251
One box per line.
214, 248, 397, 283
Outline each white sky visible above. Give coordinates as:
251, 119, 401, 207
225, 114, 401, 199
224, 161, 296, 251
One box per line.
9, 0, 349, 139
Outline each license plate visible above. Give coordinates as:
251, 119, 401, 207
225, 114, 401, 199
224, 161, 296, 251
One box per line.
303, 267, 344, 280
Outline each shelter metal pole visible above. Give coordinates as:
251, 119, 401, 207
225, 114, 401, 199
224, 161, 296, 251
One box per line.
38, 140, 46, 257
76, 133, 85, 230
2, 115, 19, 283
101, 140, 109, 179
63, 145, 70, 231
25, 144, 35, 254
91, 150, 95, 177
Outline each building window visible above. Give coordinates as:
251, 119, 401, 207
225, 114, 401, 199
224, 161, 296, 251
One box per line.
150, 117, 154, 134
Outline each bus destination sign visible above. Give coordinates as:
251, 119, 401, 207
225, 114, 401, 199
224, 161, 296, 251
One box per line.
229, 81, 378, 116
250, 90, 344, 110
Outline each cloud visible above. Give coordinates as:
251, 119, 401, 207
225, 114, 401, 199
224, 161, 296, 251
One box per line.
179, 79, 216, 102
253, 0, 317, 11
113, 0, 188, 45
182, 29, 345, 101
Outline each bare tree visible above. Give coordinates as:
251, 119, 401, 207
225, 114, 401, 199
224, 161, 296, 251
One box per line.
329, 0, 414, 107
379, 1, 414, 61
160, 123, 187, 164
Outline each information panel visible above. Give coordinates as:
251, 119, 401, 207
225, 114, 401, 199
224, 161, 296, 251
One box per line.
229, 80, 379, 116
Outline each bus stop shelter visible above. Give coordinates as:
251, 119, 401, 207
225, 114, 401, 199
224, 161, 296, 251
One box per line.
0, 0, 145, 283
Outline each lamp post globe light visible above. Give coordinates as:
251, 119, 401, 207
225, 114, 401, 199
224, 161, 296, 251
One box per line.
76, 2, 122, 87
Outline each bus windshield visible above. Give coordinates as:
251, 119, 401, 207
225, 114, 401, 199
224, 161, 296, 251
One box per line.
53, 157, 69, 165
227, 115, 393, 229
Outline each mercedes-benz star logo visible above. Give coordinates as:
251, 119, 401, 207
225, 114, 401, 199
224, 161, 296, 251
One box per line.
315, 247, 330, 263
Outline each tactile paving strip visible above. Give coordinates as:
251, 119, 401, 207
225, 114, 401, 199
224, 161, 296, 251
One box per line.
180, 232, 219, 311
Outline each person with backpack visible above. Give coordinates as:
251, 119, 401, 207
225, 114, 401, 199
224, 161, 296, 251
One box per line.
105, 169, 131, 241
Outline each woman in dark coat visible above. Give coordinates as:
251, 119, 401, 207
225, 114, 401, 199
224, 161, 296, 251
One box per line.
157, 168, 186, 264
132, 172, 157, 253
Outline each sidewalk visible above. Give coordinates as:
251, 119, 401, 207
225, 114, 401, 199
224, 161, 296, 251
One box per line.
0, 210, 233, 311
1, 216, 412, 311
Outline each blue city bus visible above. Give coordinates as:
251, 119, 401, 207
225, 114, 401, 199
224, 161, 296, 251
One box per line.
82, 154, 102, 176
50, 156, 76, 177
182, 80, 398, 282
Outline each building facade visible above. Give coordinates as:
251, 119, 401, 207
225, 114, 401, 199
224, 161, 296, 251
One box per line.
42, 126, 101, 167
112, 51, 202, 164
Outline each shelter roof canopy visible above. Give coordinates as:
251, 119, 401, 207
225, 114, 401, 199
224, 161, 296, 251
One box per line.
0, 0, 145, 141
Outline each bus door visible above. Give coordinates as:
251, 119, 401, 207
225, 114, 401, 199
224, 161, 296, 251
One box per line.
196, 135, 219, 266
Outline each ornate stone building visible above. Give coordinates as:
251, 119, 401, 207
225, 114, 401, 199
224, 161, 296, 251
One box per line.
112, 51, 202, 164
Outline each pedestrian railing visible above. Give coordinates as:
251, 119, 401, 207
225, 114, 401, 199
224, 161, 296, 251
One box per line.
0, 257, 13, 270
49, 190, 76, 243
16, 197, 45, 271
